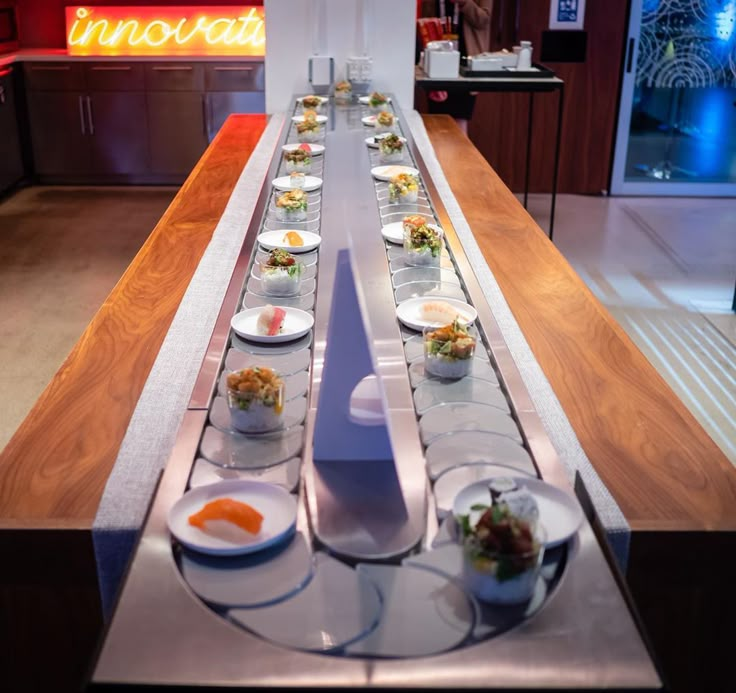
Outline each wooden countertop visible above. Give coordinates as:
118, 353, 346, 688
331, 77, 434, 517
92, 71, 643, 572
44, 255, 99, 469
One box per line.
0, 114, 268, 528
421, 115, 736, 533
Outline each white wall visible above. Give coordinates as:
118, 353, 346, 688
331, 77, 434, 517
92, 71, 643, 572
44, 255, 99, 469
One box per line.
264, 0, 415, 113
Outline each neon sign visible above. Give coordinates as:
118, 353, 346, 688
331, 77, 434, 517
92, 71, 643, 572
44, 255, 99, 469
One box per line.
65, 6, 266, 56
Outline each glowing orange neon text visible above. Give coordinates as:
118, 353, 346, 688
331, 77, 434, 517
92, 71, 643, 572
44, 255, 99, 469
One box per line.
65, 6, 266, 56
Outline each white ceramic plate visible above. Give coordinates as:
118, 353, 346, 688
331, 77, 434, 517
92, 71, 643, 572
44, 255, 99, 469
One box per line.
272, 175, 323, 192
282, 142, 325, 156
231, 307, 314, 343
365, 133, 407, 148
167, 480, 298, 556
257, 230, 322, 254
358, 95, 392, 106
396, 297, 477, 331
291, 114, 328, 123
296, 95, 329, 106
452, 477, 584, 548
371, 165, 419, 182
381, 221, 441, 245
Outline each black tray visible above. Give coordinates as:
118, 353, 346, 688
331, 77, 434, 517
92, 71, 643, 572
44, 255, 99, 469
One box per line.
459, 62, 555, 79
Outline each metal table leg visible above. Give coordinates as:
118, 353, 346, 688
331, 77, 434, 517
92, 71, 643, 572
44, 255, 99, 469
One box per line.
523, 92, 534, 209
549, 83, 564, 242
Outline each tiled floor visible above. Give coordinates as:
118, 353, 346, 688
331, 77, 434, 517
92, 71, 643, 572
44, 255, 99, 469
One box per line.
0, 187, 733, 466
527, 194, 736, 465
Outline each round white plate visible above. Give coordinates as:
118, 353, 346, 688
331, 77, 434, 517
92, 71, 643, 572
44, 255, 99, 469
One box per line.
257, 230, 322, 253
371, 165, 419, 181
231, 307, 314, 343
381, 221, 441, 245
292, 114, 328, 123
452, 477, 584, 548
396, 297, 477, 331
358, 95, 392, 106
296, 95, 329, 106
168, 480, 298, 556
272, 175, 323, 192
282, 142, 325, 155
365, 133, 407, 148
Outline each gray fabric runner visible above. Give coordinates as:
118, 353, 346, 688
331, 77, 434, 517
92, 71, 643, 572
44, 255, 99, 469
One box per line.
404, 110, 630, 569
92, 114, 285, 616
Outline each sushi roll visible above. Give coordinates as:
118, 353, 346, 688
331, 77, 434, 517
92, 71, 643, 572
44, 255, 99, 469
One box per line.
284, 146, 312, 173
404, 219, 443, 266
275, 189, 308, 222
375, 110, 396, 134
259, 249, 303, 297
378, 133, 404, 164
423, 319, 477, 379
256, 303, 287, 335
226, 366, 285, 434
388, 172, 419, 203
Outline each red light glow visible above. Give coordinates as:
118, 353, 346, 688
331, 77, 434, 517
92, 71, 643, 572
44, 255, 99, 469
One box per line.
65, 6, 266, 56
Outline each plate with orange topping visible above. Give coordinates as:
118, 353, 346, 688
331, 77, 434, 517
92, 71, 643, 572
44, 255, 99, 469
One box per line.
257, 230, 322, 254
168, 480, 298, 556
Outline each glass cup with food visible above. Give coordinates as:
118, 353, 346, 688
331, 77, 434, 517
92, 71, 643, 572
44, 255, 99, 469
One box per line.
334, 80, 353, 103
378, 133, 405, 164
296, 118, 322, 143
423, 320, 476, 379
403, 215, 443, 266
284, 146, 312, 174
374, 110, 397, 134
388, 171, 419, 203
274, 189, 308, 223
226, 366, 285, 434
258, 248, 303, 297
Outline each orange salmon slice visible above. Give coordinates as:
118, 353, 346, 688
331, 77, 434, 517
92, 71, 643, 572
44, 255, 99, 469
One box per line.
188, 498, 264, 535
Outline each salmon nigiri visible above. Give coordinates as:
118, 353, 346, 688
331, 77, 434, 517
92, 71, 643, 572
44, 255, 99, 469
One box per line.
188, 497, 264, 537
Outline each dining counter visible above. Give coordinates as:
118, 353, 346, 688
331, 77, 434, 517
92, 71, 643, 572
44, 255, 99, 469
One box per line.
0, 110, 734, 692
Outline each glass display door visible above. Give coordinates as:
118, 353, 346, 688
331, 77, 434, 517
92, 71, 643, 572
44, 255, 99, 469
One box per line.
611, 0, 736, 195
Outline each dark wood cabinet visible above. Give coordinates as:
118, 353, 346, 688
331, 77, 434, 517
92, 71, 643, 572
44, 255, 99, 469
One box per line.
0, 66, 25, 192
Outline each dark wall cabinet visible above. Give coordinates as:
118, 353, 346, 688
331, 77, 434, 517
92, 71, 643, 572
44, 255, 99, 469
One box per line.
0, 66, 25, 193
24, 60, 265, 183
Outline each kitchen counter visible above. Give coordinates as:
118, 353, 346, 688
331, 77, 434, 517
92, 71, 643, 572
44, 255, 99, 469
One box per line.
0, 109, 734, 692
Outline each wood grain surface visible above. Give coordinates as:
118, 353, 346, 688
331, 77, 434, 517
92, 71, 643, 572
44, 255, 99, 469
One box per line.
0, 114, 268, 526
422, 114, 736, 531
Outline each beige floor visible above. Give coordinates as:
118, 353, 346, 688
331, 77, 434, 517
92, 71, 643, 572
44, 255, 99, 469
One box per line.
0, 186, 177, 452
0, 187, 734, 466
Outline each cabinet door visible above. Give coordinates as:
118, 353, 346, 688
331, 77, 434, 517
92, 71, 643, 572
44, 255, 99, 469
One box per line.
0, 70, 25, 191
147, 91, 208, 176
206, 91, 266, 141
87, 91, 148, 175
26, 90, 90, 176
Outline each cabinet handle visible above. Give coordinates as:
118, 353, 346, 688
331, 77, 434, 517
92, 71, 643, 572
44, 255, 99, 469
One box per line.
213, 66, 254, 71
78, 95, 86, 135
152, 66, 193, 71
90, 66, 132, 71
0, 86, 5, 105
31, 65, 71, 71
86, 96, 95, 135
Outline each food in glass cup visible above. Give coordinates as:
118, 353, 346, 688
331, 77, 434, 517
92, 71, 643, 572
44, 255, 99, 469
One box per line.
284, 145, 312, 173
388, 171, 419, 203
374, 110, 396, 133
296, 118, 322, 143
289, 171, 305, 189
368, 90, 389, 109
423, 319, 476, 379
226, 366, 285, 434
275, 188, 308, 222
260, 248, 303, 297
403, 215, 442, 266
300, 94, 323, 111
458, 502, 545, 604
334, 80, 352, 102
378, 133, 404, 163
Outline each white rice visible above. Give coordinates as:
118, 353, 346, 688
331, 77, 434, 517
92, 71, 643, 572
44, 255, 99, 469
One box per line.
261, 267, 301, 297
275, 206, 307, 222
424, 353, 472, 379
229, 400, 283, 434
405, 246, 440, 267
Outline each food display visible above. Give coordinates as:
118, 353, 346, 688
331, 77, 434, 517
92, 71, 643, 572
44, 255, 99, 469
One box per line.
300, 94, 323, 110
226, 366, 285, 433
378, 133, 405, 164
289, 171, 306, 188
256, 304, 287, 336
334, 80, 352, 102
375, 110, 396, 133
296, 118, 322, 143
423, 319, 477, 379
284, 145, 312, 173
368, 91, 389, 108
275, 188, 308, 222
282, 231, 304, 247
388, 171, 419, 203
458, 502, 544, 604
188, 498, 264, 543
259, 248, 303, 297
403, 215, 442, 266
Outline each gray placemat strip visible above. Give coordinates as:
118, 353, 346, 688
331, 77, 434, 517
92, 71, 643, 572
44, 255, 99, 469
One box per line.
404, 110, 631, 568
93, 114, 285, 616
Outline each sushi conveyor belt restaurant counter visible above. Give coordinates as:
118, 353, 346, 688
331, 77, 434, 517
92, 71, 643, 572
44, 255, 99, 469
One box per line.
88, 96, 660, 690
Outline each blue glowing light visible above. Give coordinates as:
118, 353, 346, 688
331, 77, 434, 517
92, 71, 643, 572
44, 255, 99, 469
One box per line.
715, 0, 736, 42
